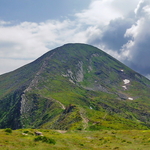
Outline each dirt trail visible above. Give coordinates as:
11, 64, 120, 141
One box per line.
79, 108, 89, 130
42, 96, 66, 110
56, 130, 67, 133
55, 100, 65, 110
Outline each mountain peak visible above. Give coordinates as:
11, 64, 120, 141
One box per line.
0, 43, 150, 130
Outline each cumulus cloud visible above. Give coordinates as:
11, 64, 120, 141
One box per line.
75, 0, 123, 26
121, 0, 150, 77
0, 58, 30, 75
111, 0, 139, 16
88, 18, 133, 52
134, 0, 150, 17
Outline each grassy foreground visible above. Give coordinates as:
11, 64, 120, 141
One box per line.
0, 129, 150, 150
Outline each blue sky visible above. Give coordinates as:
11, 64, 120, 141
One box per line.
0, 0, 91, 22
0, 0, 150, 79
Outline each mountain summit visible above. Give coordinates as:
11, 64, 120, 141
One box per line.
0, 43, 150, 130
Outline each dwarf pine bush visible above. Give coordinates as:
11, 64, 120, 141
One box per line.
34, 136, 56, 145
4, 128, 12, 133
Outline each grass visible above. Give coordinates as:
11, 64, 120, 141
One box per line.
0, 129, 150, 150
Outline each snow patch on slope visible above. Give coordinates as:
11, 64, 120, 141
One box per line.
123, 79, 130, 84
128, 97, 133, 100
122, 85, 127, 90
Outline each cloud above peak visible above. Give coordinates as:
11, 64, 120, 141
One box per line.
75, 0, 123, 26
0, 18, 89, 74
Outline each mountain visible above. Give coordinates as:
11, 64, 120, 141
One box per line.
0, 43, 150, 130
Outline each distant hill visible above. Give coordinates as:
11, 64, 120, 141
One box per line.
0, 43, 150, 130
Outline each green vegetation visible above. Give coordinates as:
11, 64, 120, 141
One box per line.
0, 43, 150, 131
0, 129, 150, 150
34, 136, 56, 144
4, 128, 12, 133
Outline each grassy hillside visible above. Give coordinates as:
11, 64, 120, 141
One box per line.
1, 128, 150, 150
0, 43, 150, 130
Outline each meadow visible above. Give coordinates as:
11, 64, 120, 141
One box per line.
0, 128, 150, 150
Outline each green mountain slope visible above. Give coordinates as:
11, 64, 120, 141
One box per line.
0, 43, 150, 130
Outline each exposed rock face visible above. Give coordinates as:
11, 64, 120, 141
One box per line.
76, 61, 84, 82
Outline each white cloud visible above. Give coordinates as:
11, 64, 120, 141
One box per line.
134, 0, 150, 17
134, 0, 144, 14
124, 20, 141, 39
146, 74, 150, 80
0, 58, 31, 74
122, 17, 150, 63
120, 0, 150, 76
0, 20, 77, 58
0, 20, 11, 25
0, 22, 48, 59
112, 0, 139, 16
75, 0, 123, 26
143, 5, 150, 14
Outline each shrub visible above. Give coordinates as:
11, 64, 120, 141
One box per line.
113, 147, 119, 150
34, 136, 56, 145
5, 128, 12, 133
23, 130, 29, 134
34, 136, 43, 142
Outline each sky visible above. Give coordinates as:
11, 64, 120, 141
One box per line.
0, 0, 150, 79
